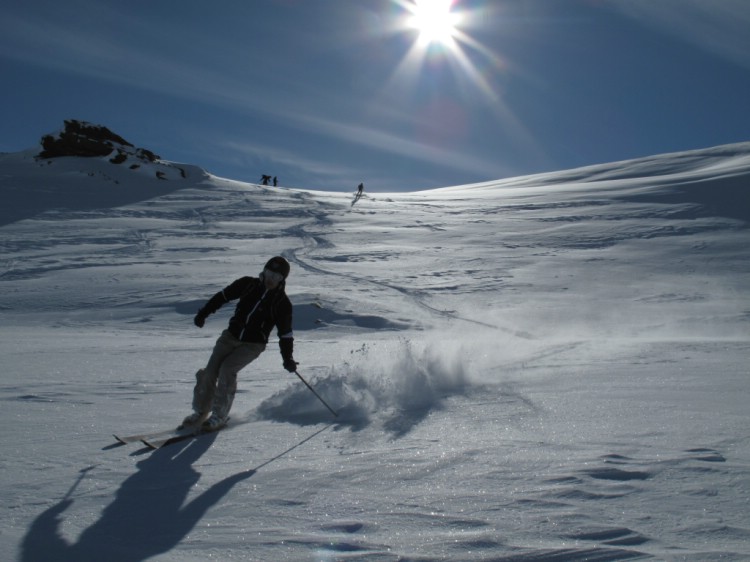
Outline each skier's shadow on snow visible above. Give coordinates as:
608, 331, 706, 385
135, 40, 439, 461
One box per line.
20, 434, 254, 562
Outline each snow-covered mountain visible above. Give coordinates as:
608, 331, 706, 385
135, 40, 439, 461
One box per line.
1, 131, 749, 561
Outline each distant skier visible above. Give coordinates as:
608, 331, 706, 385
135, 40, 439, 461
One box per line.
260, 174, 272, 186
357, 182, 364, 196
273, 176, 278, 187
182, 256, 298, 431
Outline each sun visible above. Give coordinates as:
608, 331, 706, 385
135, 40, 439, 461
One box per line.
387, 0, 511, 120
407, 0, 460, 47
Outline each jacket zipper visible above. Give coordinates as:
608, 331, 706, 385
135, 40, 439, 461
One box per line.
239, 289, 268, 341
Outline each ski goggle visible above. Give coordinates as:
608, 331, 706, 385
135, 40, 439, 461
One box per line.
264, 269, 285, 283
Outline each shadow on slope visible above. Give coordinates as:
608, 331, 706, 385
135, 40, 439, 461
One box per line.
293, 299, 412, 331
20, 433, 253, 562
175, 299, 412, 332
621, 173, 750, 223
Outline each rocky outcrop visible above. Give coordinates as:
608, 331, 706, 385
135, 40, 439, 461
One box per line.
38, 120, 160, 163
33, 120, 196, 182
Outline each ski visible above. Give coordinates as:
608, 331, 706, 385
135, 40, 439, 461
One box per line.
141, 426, 201, 449
115, 416, 229, 449
142, 424, 225, 449
113, 427, 182, 445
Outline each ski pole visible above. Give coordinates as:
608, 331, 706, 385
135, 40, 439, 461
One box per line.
293, 370, 339, 418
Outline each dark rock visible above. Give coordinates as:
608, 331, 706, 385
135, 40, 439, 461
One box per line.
135, 148, 158, 162
110, 150, 128, 164
38, 120, 160, 163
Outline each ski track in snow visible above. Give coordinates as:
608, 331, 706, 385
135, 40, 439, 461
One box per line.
1, 144, 750, 560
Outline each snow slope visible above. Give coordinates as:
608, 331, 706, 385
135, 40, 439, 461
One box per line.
1, 143, 749, 561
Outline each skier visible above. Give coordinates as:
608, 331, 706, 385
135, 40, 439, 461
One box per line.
357, 182, 364, 196
181, 256, 298, 431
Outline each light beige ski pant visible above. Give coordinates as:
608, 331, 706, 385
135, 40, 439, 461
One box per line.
192, 329, 265, 420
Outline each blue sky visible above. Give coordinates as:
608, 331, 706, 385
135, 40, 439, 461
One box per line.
2, 0, 749, 192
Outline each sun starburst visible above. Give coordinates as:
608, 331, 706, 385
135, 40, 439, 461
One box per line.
408, 0, 460, 47
389, 1, 505, 103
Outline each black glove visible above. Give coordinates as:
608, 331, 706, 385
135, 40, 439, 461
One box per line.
194, 309, 208, 328
283, 357, 298, 373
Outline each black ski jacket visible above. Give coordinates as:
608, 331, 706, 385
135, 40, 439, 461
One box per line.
199, 276, 294, 360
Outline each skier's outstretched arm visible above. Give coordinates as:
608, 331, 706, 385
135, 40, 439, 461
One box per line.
193, 277, 256, 327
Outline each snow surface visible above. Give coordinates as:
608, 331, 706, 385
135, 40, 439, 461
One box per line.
1, 143, 749, 561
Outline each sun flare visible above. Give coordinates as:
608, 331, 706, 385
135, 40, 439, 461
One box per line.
388, 0, 511, 124
408, 0, 460, 46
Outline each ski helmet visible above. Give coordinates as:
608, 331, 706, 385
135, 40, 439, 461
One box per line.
264, 256, 290, 279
